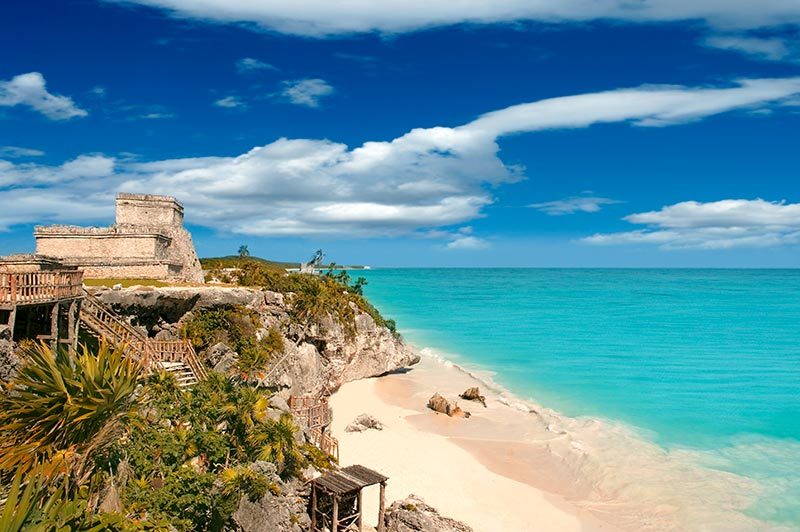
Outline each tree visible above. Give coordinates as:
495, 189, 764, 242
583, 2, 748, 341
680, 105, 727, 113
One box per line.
238, 245, 250, 258
309, 249, 325, 267
247, 414, 307, 479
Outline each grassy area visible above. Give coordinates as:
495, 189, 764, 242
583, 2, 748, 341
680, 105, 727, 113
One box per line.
83, 278, 172, 288
200, 256, 299, 270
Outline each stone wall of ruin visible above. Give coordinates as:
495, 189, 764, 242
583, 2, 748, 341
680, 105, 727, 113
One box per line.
115, 193, 184, 227
35, 229, 171, 260
31, 193, 204, 284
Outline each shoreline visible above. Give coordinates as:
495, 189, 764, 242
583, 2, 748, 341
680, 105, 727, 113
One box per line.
330, 352, 777, 532
329, 356, 608, 532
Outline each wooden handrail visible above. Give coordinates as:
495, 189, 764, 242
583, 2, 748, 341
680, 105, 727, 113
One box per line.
80, 291, 207, 383
0, 271, 83, 305
308, 427, 339, 461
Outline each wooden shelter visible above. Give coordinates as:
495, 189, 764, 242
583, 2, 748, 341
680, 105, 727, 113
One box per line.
0, 255, 83, 350
311, 465, 388, 532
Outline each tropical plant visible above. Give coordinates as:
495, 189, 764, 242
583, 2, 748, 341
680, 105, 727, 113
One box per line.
247, 413, 307, 479
0, 342, 141, 485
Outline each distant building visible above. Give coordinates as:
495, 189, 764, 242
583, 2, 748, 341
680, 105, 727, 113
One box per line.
33, 193, 203, 283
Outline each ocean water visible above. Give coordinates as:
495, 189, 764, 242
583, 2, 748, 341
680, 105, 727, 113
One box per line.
355, 268, 800, 528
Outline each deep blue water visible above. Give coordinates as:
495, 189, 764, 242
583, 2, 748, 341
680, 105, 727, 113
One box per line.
355, 269, 800, 526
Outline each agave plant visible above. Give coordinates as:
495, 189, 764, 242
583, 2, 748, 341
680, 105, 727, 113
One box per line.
0, 341, 141, 485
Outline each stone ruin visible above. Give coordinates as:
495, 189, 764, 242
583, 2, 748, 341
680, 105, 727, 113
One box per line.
33, 192, 203, 283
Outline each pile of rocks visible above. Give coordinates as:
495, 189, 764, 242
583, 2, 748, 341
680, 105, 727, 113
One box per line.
345, 413, 384, 432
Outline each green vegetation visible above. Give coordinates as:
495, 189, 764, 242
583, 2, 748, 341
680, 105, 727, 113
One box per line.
0, 342, 140, 481
202, 256, 397, 338
0, 342, 333, 531
200, 256, 299, 271
182, 307, 285, 381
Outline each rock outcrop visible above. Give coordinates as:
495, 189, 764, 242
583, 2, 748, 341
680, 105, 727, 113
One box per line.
459, 387, 486, 408
384, 494, 473, 532
427, 393, 470, 418
345, 413, 384, 432
89, 285, 418, 395
232, 462, 311, 532
0, 338, 22, 384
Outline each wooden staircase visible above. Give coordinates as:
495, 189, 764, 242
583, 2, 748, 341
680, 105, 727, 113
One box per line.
289, 395, 339, 461
79, 291, 207, 387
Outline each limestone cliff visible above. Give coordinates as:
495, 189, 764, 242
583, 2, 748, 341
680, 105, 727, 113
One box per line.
89, 285, 419, 394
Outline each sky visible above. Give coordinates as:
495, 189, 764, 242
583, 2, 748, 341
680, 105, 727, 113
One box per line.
1, 0, 799, 267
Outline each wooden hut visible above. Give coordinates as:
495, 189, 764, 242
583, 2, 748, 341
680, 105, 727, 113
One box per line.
311, 465, 388, 532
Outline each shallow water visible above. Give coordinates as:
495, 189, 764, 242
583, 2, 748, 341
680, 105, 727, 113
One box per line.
355, 268, 800, 528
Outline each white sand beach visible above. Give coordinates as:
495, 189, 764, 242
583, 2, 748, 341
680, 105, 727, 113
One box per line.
329, 357, 612, 532
330, 355, 768, 532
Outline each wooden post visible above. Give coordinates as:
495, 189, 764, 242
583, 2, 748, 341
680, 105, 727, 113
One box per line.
67, 299, 79, 353
50, 302, 60, 349
311, 484, 317, 531
377, 482, 386, 532
357, 489, 363, 531
7, 307, 17, 339
332, 494, 339, 532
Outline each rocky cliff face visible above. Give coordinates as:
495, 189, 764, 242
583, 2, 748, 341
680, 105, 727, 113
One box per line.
89, 286, 419, 394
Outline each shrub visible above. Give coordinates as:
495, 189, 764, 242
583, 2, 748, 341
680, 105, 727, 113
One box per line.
0, 342, 141, 483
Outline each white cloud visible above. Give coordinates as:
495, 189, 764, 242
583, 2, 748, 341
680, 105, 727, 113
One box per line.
2, 78, 800, 241
235, 57, 277, 72
138, 112, 175, 120
0, 146, 45, 158
530, 195, 621, 215
280, 79, 334, 107
107, 0, 800, 37
213, 96, 246, 108
446, 235, 489, 250
584, 199, 800, 249
0, 72, 87, 120
705, 35, 795, 61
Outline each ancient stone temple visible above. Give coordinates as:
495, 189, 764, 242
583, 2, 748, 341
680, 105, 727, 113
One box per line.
34, 193, 203, 283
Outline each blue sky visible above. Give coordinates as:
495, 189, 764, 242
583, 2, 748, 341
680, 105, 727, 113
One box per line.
1, 0, 799, 267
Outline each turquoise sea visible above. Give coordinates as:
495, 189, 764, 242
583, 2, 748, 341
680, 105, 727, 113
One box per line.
356, 269, 800, 529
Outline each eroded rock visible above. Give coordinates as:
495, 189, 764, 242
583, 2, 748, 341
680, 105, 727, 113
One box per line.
345, 413, 384, 432
384, 494, 473, 532
459, 387, 486, 408
232, 462, 311, 532
90, 285, 419, 396
427, 393, 470, 418
0, 339, 22, 384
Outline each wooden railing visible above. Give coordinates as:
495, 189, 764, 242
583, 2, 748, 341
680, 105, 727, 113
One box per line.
308, 427, 339, 462
146, 339, 208, 381
80, 291, 207, 382
289, 396, 332, 430
0, 271, 84, 305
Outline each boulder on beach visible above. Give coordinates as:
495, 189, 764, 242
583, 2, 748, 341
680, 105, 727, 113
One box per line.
427, 393, 470, 418
384, 494, 474, 532
459, 387, 486, 408
345, 413, 384, 432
